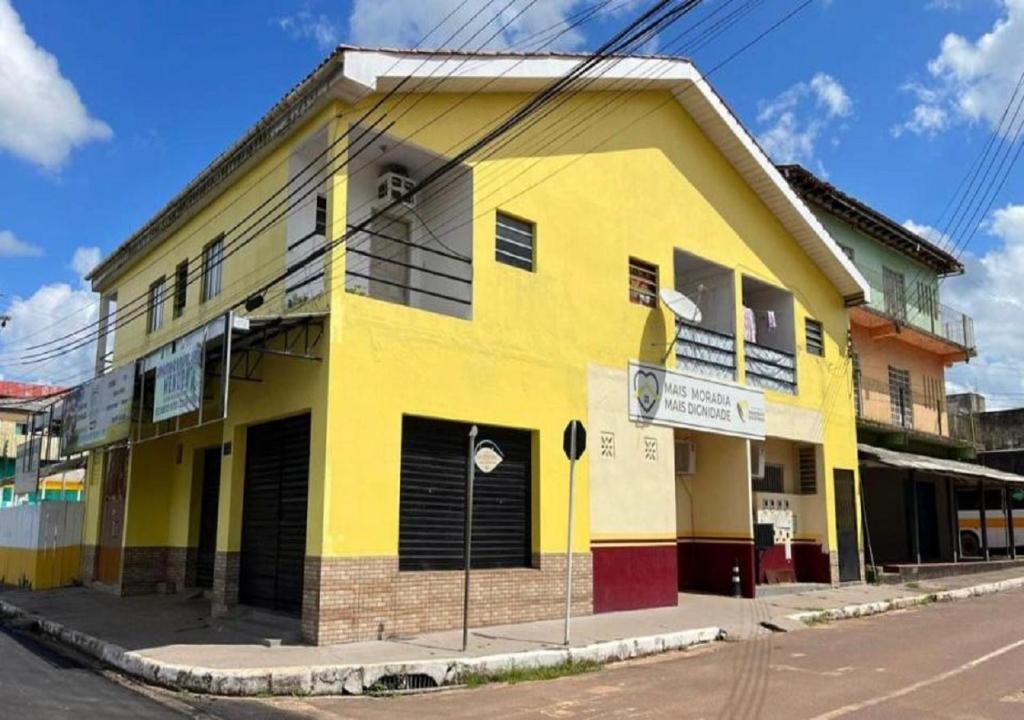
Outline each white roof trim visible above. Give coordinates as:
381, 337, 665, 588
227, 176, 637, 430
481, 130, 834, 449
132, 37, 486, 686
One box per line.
860, 444, 1024, 484
338, 48, 870, 304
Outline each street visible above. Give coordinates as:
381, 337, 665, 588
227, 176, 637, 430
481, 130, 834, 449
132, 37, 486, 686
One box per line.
5, 588, 1024, 719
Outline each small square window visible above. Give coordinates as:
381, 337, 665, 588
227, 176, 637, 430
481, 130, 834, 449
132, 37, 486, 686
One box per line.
643, 436, 658, 462
629, 258, 658, 308
495, 212, 534, 271
14, 423, 27, 436
600, 431, 615, 459
805, 318, 824, 357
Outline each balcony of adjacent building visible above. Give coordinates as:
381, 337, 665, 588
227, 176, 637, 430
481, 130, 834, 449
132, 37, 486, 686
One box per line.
852, 358, 977, 460
851, 264, 975, 364
343, 127, 473, 320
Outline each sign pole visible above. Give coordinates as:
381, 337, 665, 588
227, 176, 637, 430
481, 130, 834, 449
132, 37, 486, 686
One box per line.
563, 421, 578, 647
462, 424, 479, 653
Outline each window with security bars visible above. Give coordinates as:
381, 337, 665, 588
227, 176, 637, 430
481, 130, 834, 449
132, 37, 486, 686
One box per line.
629, 257, 658, 307
889, 366, 913, 428
805, 317, 824, 356
883, 267, 907, 321
173, 260, 188, 318
147, 277, 166, 334
495, 212, 534, 271
852, 351, 863, 417
798, 446, 817, 495
202, 235, 224, 302
753, 464, 784, 493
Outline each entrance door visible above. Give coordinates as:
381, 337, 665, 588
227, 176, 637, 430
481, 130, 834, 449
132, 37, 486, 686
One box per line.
915, 480, 940, 561
833, 469, 861, 582
97, 447, 128, 585
195, 446, 222, 589
239, 414, 310, 615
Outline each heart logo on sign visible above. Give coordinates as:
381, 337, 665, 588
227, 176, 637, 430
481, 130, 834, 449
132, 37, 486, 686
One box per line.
634, 370, 661, 414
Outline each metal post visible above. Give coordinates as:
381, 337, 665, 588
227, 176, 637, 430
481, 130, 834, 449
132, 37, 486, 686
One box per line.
910, 471, 921, 565
1005, 485, 1016, 560
948, 478, 960, 563
563, 421, 578, 647
979, 480, 990, 561
462, 425, 478, 653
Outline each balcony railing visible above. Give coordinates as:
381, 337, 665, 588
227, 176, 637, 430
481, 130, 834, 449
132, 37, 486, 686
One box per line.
744, 341, 797, 394
675, 320, 736, 381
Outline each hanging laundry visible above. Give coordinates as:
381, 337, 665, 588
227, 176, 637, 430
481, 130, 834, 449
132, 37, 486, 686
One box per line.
743, 306, 757, 343
766, 310, 777, 330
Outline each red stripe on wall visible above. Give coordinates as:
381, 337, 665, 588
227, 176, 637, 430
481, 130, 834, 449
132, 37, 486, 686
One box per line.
678, 540, 755, 598
592, 544, 678, 613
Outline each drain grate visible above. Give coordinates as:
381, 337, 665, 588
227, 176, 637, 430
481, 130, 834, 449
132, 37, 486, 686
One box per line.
366, 673, 439, 695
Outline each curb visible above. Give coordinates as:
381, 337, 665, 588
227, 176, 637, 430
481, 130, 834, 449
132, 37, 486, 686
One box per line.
786, 576, 1024, 625
0, 598, 721, 696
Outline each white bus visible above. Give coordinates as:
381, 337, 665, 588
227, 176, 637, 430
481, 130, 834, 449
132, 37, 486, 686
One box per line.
957, 487, 1024, 557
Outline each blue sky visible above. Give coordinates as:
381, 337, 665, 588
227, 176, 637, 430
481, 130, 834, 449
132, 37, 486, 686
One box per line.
1, 0, 1022, 401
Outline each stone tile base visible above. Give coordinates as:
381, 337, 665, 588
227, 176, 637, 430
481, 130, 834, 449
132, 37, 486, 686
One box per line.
212, 551, 240, 616
121, 546, 193, 596
303, 553, 593, 645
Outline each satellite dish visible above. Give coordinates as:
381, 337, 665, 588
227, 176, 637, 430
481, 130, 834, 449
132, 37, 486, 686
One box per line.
660, 288, 702, 323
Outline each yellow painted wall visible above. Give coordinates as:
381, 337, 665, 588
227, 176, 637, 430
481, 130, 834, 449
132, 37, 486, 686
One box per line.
0, 546, 81, 590
676, 431, 752, 539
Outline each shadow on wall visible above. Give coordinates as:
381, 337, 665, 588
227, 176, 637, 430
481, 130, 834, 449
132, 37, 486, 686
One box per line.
638, 305, 668, 365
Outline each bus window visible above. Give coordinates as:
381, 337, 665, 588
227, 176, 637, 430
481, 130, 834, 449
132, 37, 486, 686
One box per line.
986, 489, 1005, 511
1012, 489, 1024, 510
957, 490, 979, 510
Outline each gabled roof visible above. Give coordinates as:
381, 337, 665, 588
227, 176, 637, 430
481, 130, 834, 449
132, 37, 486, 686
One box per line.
779, 164, 963, 277
89, 47, 870, 305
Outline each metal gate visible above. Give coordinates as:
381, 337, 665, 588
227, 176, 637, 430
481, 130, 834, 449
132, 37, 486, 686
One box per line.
833, 469, 861, 582
97, 447, 128, 585
239, 414, 310, 615
195, 446, 221, 589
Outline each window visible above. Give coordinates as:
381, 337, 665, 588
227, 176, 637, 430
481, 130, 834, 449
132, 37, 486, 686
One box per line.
629, 257, 658, 307
147, 277, 166, 333
838, 244, 855, 262
889, 366, 913, 428
798, 446, 817, 494
852, 351, 863, 418
600, 431, 615, 458
201, 235, 224, 302
173, 260, 188, 318
314, 194, 327, 236
753, 464, 785, 493
495, 212, 534, 271
883, 266, 907, 321
805, 318, 824, 357
14, 423, 27, 435
398, 416, 532, 571
643, 437, 658, 462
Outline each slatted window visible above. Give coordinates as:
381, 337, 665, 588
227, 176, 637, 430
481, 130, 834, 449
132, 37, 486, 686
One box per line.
399, 416, 532, 571
883, 266, 907, 321
315, 194, 327, 236
918, 280, 938, 321
629, 257, 658, 307
753, 463, 784, 493
495, 212, 534, 271
805, 317, 824, 357
147, 277, 166, 333
173, 260, 188, 318
201, 235, 224, 302
798, 446, 817, 495
852, 351, 863, 418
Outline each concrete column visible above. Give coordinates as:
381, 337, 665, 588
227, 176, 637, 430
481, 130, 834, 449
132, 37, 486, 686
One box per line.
948, 477, 959, 563
1005, 485, 1016, 559
211, 425, 245, 616
979, 480, 990, 561
910, 470, 921, 565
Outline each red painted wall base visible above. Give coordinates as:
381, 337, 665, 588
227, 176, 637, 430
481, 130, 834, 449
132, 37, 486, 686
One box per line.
592, 544, 678, 613
678, 540, 755, 598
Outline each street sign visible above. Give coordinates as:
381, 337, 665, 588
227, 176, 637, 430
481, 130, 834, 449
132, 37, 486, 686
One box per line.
474, 441, 504, 473
563, 420, 586, 460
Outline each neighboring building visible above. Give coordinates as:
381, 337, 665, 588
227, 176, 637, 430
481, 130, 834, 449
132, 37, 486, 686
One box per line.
782, 165, 1024, 571
71, 48, 867, 645
0, 381, 64, 489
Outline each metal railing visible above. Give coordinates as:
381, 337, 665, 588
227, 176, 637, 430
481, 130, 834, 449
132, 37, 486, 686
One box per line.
744, 341, 796, 394
675, 320, 736, 381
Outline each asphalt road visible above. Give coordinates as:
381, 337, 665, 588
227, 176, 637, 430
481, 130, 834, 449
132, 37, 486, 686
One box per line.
7, 588, 1024, 719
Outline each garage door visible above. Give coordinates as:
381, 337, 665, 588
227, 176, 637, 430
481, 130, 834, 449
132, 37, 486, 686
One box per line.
239, 413, 310, 615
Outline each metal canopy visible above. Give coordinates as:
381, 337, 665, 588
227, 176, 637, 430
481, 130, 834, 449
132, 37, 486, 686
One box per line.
223, 313, 325, 382
859, 443, 1024, 485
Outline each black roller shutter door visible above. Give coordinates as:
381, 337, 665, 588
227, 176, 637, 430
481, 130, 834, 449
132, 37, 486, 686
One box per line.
399, 416, 532, 571
239, 413, 310, 614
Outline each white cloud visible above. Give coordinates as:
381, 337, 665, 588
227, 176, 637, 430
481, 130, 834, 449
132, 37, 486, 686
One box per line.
347, 0, 599, 51
946, 204, 1024, 408
0, 230, 42, 257
902, 219, 950, 247
275, 8, 341, 51
756, 72, 853, 167
895, 0, 1024, 137
0, 246, 99, 385
0, 0, 112, 170
70, 245, 100, 278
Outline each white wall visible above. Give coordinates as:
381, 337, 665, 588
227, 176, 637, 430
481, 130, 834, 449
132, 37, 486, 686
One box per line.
0, 502, 83, 550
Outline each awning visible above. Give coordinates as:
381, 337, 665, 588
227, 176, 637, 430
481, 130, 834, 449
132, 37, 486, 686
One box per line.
859, 443, 1024, 485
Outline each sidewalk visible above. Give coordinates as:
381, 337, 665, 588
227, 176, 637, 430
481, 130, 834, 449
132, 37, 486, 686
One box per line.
3, 566, 1024, 696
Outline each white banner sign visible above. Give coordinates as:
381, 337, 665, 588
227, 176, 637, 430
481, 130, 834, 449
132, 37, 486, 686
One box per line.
152, 327, 205, 423
13, 436, 41, 494
62, 363, 135, 455
628, 361, 766, 440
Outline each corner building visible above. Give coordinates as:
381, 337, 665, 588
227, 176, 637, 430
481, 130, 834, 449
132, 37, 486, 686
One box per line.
78, 48, 869, 644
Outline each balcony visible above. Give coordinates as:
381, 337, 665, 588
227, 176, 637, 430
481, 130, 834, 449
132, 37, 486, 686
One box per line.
745, 341, 797, 394
742, 276, 797, 395
675, 320, 736, 381
672, 249, 737, 381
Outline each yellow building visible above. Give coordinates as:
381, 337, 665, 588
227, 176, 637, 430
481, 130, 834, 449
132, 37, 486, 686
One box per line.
78, 48, 869, 644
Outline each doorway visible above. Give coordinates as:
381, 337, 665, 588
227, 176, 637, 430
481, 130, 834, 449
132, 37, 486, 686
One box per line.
195, 446, 222, 589
97, 447, 128, 585
833, 469, 861, 582
239, 414, 310, 615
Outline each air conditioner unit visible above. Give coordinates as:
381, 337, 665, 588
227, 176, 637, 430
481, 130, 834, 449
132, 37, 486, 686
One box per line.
750, 441, 766, 479
377, 166, 416, 208
675, 439, 696, 478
